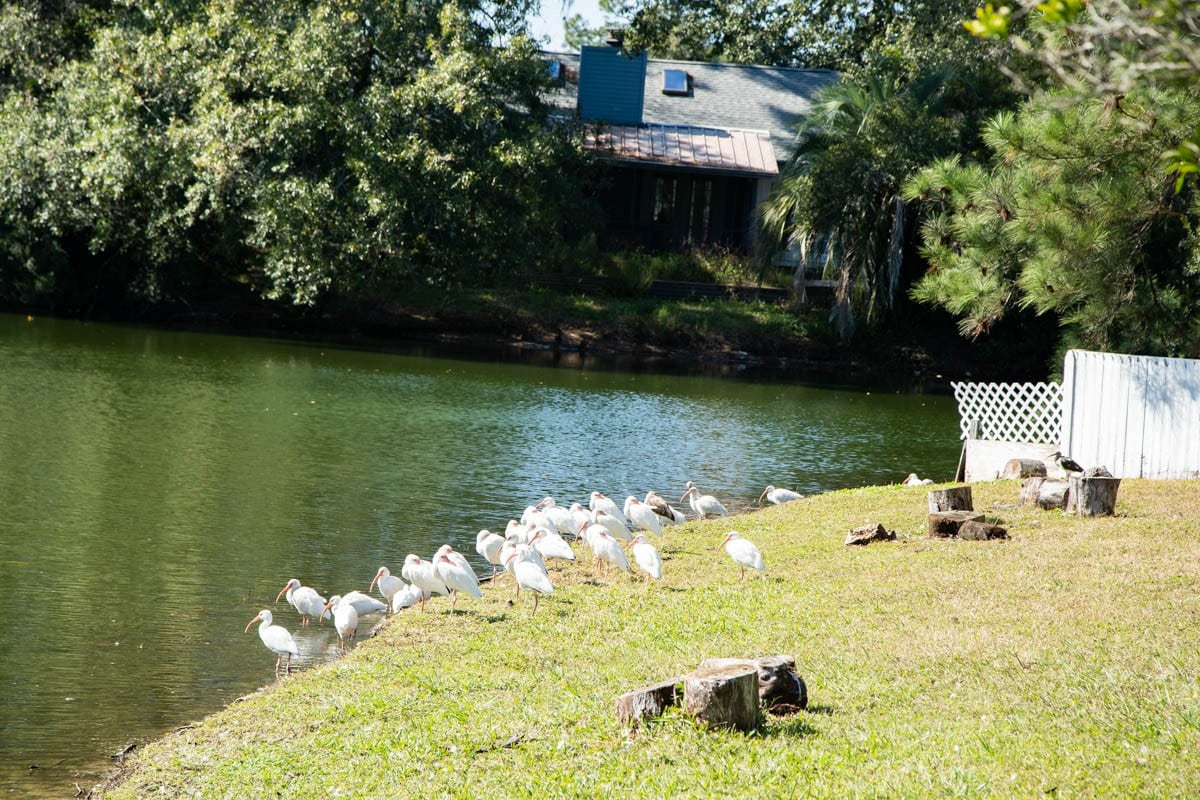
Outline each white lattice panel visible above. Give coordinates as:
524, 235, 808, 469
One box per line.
952, 381, 1062, 443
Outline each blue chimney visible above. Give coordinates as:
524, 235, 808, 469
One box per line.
578, 46, 646, 125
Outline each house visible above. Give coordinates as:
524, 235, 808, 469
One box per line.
544, 44, 838, 255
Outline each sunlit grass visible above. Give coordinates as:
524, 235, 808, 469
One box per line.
100, 480, 1200, 798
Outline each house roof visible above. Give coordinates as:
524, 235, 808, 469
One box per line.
543, 50, 838, 161
584, 124, 778, 176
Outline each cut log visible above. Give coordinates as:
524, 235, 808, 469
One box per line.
698, 655, 807, 711
1002, 458, 1047, 480
1067, 474, 1120, 516
957, 520, 1008, 541
616, 677, 683, 728
683, 665, 759, 731
927, 485, 974, 513
1038, 478, 1070, 510
845, 523, 896, 546
1019, 477, 1044, 506
928, 510, 985, 538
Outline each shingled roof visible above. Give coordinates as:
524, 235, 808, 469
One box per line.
542, 50, 838, 161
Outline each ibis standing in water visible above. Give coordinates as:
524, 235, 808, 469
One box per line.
759, 485, 803, 505
682, 481, 728, 520
717, 531, 766, 581
245, 609, 300, 675
276, 578, 327, 627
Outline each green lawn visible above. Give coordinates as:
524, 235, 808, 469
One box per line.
99, 480, 1200, 798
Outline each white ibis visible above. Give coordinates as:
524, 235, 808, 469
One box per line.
682, 481, 728, 520
401, 554, 450, 611
759, 485, 803, 505
245, 609, 300, 675
628, 533, 663, 591
321, 595, 359, 653
589, 491, 628, 528
1049, 451, 1084, 474
717, 531, 765, 581
433, 545, 483, 612
645, 491, 685, 525
530, 528, 576, 562
536, 496, 575, 533
504, 543, 554, 615
390, 581, 429, 613
276, 578, 327, 627
337, 590, 388, 617
504, 519, 535, 544
625, 496, 664, 538
589, 529, 630, 575
369, 567, 405, 609
567, 502, 592, 536
590, 508, 631, 540
521, 505, 559, 536
475, 529, 506, 580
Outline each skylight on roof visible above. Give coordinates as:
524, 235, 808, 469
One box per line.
662, 69, 689, 95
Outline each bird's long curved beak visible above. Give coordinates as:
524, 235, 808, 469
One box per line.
369, 574, 380, 593
714, 534, 731, 552
244, 614, 261, 633
758, 488, 769, 503
680, 489, 691, 502
275, 585, 288, 603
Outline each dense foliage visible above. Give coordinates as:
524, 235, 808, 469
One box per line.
906, 89, 1200, 356
0, 0, 598, 312
753, 3, 1025, 338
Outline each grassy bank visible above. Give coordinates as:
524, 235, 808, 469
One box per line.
98, 480, 1200, 798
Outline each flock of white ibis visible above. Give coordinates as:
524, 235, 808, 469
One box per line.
245, 481, 804, 675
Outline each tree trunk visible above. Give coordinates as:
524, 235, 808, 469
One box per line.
616, 677, 683, 728
1002, 458, 1047, 480
1067, 475, 1121, 516
683, 665, 759, 731
928, 510, 985, 538
927, 485, 974, 513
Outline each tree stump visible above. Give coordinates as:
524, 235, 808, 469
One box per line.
845, 523, 896, 546
1002, 458, 1047, 480
957, 520, 1008, 540
698, 655, 807, 712
927, 485, 974, 513
683, 665, 759, 731
928, 510, 985, 538
616, 677, 683, 728
1066, 472, 1120, 516
1019, 477, 1069, 510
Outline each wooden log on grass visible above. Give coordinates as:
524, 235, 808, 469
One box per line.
1002, 458, 1047, 480
698, 655, 808, 712
683, 665, 759, 731
1020, 477, 1069, 510
928, 510, 985, 538
616, 677, 684, 728
927, 485, 974, 513
1067, 472, 1120, 516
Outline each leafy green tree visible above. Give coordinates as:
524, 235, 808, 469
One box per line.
0, 0, 598, 312
755, 5, 1023, 338
906, 88, 1200, 356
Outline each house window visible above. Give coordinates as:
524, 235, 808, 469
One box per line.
662, 69, 689, 95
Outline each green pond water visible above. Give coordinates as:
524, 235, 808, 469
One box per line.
0, 313, 960, 797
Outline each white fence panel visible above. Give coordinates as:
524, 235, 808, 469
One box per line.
1062, 349, 1200, 479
